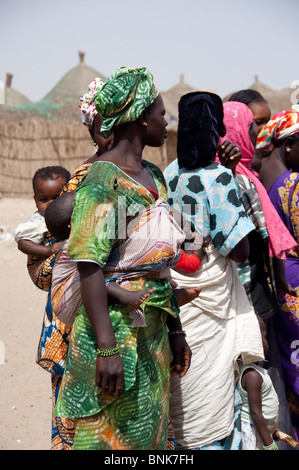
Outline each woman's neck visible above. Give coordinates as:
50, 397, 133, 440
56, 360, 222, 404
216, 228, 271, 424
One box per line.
100, 133, 145, 171
259, 149, 288, 191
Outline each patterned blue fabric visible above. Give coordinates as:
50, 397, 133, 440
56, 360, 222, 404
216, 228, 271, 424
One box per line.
164, 160, 255, 257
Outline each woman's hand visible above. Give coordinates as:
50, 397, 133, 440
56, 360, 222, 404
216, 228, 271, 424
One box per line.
217, 140, 242, 174
96, 354, 124, 398
169, 334, 192, 378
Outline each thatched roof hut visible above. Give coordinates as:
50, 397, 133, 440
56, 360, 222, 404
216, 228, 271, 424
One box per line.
0, 53, 109, 197
1, 61, 222, 197
0, 53, 169, 197
224, 75, 296, 116
1, 73, 31, 107
42, 51, 106, 103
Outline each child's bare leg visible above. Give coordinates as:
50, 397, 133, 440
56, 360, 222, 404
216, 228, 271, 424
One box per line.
174, 287, 201, 307
107, 282, 153, 312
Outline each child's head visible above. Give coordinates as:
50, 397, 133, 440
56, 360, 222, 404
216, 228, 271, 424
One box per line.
45, 191, 75, 240
33, 166, 70, 216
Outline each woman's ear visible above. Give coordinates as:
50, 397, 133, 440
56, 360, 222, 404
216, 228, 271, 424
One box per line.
140, 111, 148, 127
284, 136, 295, 158
285, 136, 295, 148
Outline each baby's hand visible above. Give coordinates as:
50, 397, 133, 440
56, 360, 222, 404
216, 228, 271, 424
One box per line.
49, 242, 61, 255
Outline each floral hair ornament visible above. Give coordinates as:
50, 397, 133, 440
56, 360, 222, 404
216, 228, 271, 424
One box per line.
79, 78, 104, 128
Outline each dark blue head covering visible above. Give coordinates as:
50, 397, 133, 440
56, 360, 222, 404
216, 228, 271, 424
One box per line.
177, 92, 224, 169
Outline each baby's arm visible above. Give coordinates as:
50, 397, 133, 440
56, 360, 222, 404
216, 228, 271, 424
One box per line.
242, 368, 276, 448
18, 239, 60, 257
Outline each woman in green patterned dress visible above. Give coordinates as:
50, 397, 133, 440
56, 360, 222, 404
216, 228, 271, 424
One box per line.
54, 66, 192, 450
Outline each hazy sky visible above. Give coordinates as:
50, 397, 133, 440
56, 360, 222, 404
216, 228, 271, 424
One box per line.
1, 0, 299, 102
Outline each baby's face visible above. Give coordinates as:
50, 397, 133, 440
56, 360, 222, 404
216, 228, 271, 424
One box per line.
34, 177, 66, 216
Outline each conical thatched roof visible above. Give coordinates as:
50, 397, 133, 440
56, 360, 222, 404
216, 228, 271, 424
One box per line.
161, 74, 216, 130
224, 75, 295, 116
1, 53, 108, 123
1, 73, 31, 107
161, 74, 197, 130
41, 51, 107, 106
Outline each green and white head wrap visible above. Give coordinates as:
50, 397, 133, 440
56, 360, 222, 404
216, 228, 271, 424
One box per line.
95, 66, 159, 138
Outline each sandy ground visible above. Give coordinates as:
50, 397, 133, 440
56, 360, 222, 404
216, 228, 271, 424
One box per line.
0, 198, 52, 450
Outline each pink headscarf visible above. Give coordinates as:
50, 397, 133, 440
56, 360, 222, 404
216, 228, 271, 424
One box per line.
218, 101, 297, 259
220, 102, 255, 170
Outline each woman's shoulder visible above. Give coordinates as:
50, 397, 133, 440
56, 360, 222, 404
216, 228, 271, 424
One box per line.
81, 160, 120, 179
74, 160, 122, 194
143, 159, 165, 181
163, 159, 234, 191
63, 163, 92, 192
182, 162, 234, 186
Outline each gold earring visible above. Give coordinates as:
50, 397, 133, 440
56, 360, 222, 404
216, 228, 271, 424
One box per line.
286, 146, 292, 152
143, 121, 148, 127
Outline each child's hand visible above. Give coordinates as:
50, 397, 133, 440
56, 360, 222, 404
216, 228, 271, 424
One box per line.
49, 242, 61, 255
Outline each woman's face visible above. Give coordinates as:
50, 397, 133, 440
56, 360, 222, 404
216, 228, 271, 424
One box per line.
248, 120, 263, 172
145, 94, 168, 147
286, 135, 299, 172
248, 101, 271, 135
92, 114, 114, 155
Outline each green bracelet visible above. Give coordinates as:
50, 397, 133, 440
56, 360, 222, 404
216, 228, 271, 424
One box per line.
96, 345, 120, 357
263, 441, 279, 450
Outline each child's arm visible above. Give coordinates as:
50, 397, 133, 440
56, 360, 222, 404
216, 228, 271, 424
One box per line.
18, 239, 60, 257
242, 368, 276, 448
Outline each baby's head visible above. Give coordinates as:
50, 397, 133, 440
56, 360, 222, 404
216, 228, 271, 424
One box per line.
45, 191, 75, 241
33, 166, 70, 216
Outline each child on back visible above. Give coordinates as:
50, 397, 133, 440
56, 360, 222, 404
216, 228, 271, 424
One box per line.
14, 166, 71, 258
45, 191, 204, 327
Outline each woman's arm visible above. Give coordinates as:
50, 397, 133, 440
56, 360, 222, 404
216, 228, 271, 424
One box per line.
167, 314, 192, 378
228, 236, 250, 264
78, 261, 124, 397
272, 257, 297, 295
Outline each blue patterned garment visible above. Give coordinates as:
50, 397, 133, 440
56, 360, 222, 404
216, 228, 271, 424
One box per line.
164, 160, 255, 256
